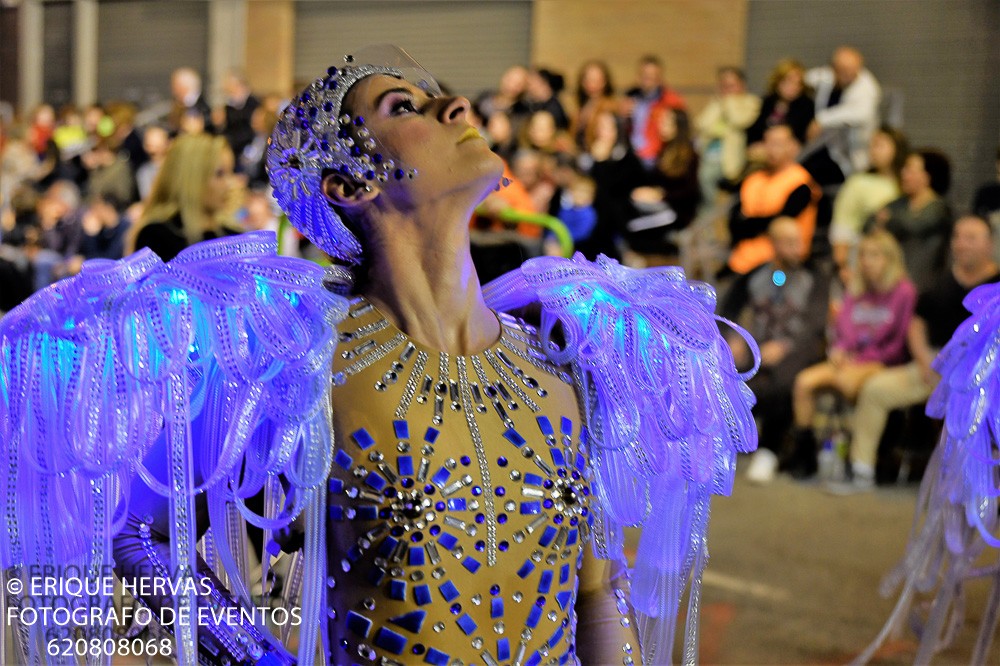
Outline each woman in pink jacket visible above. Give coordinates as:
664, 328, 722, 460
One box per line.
789, 229, 916, 476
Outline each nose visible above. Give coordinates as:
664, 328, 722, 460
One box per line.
438, 96, 471, 124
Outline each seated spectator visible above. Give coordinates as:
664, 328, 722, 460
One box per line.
510, 149, 555, 218
803, 46, 881, 185
867, 148, 952, 290
695, 66, 760, 206
840, 215, 1000, 492
127, 134, 237, 262
512, 68, 569, 131
728, 124, 819, 275
15, 180, 84, 291
830, 126, 908, 270
476, 65, 528, 124
625, 107, 700, 264
972, 145, 1000, 234
106, 102, 147, 176
136, 125, 171, 200
27, 104, 56, 158
79, 192, 131, 261
52, 105, 89, 160
721, 217, 831, 483
518, 110, 572, 157
572, 60, 615, 150
553, 171, 598, 250
788, 230, 916, 477
484, 110, 518, 164
746, 59, 814, 153
623, 54, 686, 164
81, 136, 136, 205
576, 100, 646, 261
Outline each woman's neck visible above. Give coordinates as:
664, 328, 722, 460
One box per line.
908, 187, 937, 210
359, 204, 500, 356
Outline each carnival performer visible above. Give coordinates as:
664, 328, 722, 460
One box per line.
851, 281, 1000, 664
0, 46, 758, 666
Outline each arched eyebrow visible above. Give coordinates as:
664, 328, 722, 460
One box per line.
373, 86, 435, 112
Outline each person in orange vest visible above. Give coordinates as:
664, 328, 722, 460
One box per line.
728, 123, 819, 274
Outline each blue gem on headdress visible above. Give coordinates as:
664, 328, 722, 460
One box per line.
323, 101, 333, 112
320, 140, 329, 151
327, 66, 339, 76
327, 79, 338, 90
354, 116, 365, 126
351, 145, 363, 156
302, 92, 311, 102
373, 153, 383, 163
365, 170, 375, 180
309, 107, 318, 118
394, 169, 405, 180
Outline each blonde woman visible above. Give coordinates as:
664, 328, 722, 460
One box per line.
788, 229, 916, 476
128, 133, 237, 261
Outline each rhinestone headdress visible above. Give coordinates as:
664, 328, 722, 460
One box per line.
266, 45, 441, 264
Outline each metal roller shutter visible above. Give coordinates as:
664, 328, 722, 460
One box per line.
294, 0, 532, 99
97, 0, 209, 107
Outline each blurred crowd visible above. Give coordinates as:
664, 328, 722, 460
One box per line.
2, 47, 1000, 494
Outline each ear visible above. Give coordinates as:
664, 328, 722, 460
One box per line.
321, 172, 379, 209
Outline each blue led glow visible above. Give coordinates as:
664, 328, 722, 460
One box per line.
771, 270, 787, 287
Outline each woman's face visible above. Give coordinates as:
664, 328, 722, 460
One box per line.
900, 154, 929, 196
657, 109, 678, 142
777, 69, 803, 102
202, 148, 234, 214
592, 112, 617, 145
858, 241, 888, 286
581, 65, 607, 98
868, 132, 896, 172
341, 75, 503, 206
527, 111, 556, 148
486, 112, 512, 145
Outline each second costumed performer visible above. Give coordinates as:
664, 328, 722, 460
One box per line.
0, 46, 759, 665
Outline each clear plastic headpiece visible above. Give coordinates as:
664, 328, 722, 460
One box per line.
266, 45, 440, 264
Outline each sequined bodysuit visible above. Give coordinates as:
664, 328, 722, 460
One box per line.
326, 298, 593, 666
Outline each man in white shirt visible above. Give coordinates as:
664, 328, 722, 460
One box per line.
804, 47, 882, 183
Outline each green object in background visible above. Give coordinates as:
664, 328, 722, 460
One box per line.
280, 210, 575, 261
475, 207, 575, 258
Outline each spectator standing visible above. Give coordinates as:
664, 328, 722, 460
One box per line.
789, 230, 916, 477
830, 126, 908, 270
721, 217, 831, 483
623, 55, 686, 164
841, 215, 1000, 492
626, 107, 700, 264
803, 46, 881, 185
746, 59, 815, 149
695, 66, 760, 207
221, 71, 261, 162
868, 148, 952, 290
728, 124, 818, 275
168, 67, 213, 136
